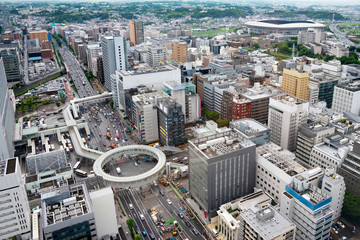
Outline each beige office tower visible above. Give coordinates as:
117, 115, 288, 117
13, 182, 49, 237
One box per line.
281, 68, 310, 101
171, 41, 188, 63
129, 20, 144, 46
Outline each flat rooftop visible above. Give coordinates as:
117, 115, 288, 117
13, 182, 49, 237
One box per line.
257, 142, 307, 176
271, 95, 308, 106
337, 79, 360, 92
241, 206, 295, 239
190, 129, 254, 158
119, 64, 177, 76
230, 118, 269, 136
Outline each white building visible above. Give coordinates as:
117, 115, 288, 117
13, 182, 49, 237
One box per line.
268, 95, 309, 151
309, 134, 350, 170
86, 43, 102, 76
256, 142, 323, 203
101, 36, 128, 92
0, 158, 31, 239
239, 206, 296, 240
89, 187, 118, 239
281, 174, 333, 240
147, 46, 166, 67
132, 91, 170, 143
321, 168, 345, 223
116, 65, 181, 109
217, 189, 272, 240
332, 79, 360, 115
0, 58, 15, 160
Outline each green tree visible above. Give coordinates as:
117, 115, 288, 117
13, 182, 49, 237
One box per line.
56, 102, 60, 107
110, 99, 114, 109
126, 218, 135, 230
134, 235, 142, 240
253, 43, 260, 49
207, 111, 219, 121
25, 97, 33, 106
342, 191, 360, 220
216, 119, 230, 128
59, 92, 66, 103
349, 46, 356, 52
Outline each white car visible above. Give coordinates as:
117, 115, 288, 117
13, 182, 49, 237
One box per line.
166, 199, 172, 205
129, 204, 134, 210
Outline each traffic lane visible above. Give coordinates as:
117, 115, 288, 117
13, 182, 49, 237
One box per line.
118, 190, 144, 234
122, 190, 155, 239
129, 189, 161, 239
153, 185, 203, 240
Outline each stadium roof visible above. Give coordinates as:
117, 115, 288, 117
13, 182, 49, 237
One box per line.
245, 20, 325, 29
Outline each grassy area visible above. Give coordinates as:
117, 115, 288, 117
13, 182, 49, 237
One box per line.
267, 52, 291, 60
15, 71, 66, 97
192, 27, 237, 37
17, 99, 55, 112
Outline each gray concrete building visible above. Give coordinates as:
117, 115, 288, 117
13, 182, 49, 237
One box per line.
296, 119, 335, 167
0, 48, 20, 82
230, 118, 270, 146
41, 184, 97, 240
0, 58, 15, 161
189, 129, 256, 219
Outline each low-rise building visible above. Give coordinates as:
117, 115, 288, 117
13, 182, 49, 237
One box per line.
230, 118, 270, 146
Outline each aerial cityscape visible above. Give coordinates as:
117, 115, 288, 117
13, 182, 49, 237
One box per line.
0, 0, 360, 240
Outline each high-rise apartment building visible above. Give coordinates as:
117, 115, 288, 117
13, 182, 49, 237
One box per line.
0, 58, 15, 160
0, 48, 21, 82
132, 91, 170, 143
281, 175, 333, 240
86, 43, 102, 75
0, 158, 31, 239
268, 95, 309, 151
296, 119, 335, 166
189, 129, 256, 219
297, 29, 326, 45
41, 184, 97, 240
147, 46, 166, 67
232, 97, 252, 120
281, 69, 310, 101
29, 30, 49, 43
321, 167, 345, 223
239, 206, 296, 240
101, 36, 128, 99
172, 41, 188, 63
337, 141, 360, 196
129, 20, 144, 46
157, 98, 186, 146
332, 79, 360, 115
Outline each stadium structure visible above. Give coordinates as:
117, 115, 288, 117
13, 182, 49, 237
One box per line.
244, 20, 325, 35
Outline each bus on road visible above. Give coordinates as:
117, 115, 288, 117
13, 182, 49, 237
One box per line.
75, 169, 87, 177
73, 161, 81, 170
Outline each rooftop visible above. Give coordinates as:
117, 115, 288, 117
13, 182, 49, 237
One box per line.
230, 118, 269, 136
337, 79, 360, 92
119, 64, 178, 76
298, 120, 334, 138
241, 206, 295, 239
270, 95, 308, 106
42, 184, 92, 226
241, 84, 284, 100
132, 91, 169, 106
190, 129, 254, 158
257, 142, 307, 177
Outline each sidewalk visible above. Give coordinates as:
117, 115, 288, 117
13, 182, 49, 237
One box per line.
115, 198, 132, 240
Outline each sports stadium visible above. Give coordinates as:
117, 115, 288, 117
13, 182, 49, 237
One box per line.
244, 20, 325, 35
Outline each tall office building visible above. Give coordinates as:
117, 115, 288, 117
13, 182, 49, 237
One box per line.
172, 41, 188, 63
101, 36, 128, 98
157, 98, 186, 146
129, 20, 144, 46
41, 184, 97, 240
0, 158, 31, 239
332, 79, 360, 115
281, 69, 310, 101
189, 129, 256, 219
281, 175, 333, 240
0, 58, 15, 160
0, 48, 21, 82
268, 95, 309, 152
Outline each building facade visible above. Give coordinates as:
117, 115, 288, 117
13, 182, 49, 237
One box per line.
0, 58, 15, 160
332, 79, 360, 115
129, 20, 144, 46
0, 158, 31, 240
157, 98, 186, 146
281, 69, 310, 101
147, 46, 166, 67
230, 118, 270, 146
268, 95, 309, 151
189, 130, 256, 219
172, 41, 188, 63
0, 48, 20, 82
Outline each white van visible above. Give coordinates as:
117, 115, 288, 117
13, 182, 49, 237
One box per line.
212, 229, 218, 236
